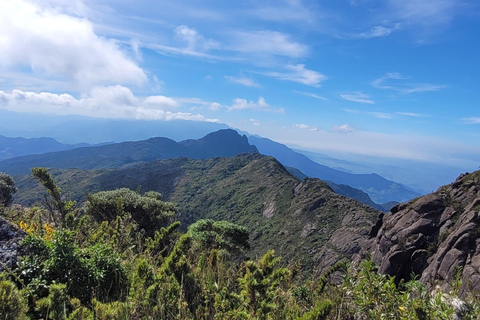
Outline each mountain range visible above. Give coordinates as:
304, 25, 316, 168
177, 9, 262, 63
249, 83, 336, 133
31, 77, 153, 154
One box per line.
248, 135, 419, 204
0, 129, 257, 175
0, 129, 412, 209
3, 125, 480, 295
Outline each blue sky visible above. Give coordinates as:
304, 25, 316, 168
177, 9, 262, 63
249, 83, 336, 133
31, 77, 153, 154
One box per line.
0, 0, 479, 170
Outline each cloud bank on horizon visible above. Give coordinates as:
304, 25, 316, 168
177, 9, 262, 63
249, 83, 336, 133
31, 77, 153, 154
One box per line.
0, 0, 479, 168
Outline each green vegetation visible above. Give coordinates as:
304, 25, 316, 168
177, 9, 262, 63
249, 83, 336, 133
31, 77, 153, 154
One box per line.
0, 172, 16, 207
2, 170, 480, 319
12, 154, 380, 272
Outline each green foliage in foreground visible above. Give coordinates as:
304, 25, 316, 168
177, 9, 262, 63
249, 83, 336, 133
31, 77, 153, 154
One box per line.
2, 170, 480, 319
0, 172, 16, 208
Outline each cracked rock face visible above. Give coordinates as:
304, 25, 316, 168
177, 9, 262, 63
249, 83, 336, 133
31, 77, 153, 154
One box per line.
365, 171, 480, 295
0, 216, 26, 272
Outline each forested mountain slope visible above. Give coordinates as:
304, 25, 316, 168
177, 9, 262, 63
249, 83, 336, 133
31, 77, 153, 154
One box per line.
13, 153, 380, 272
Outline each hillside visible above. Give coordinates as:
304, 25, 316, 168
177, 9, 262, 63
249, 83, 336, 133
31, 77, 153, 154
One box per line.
248, 135, 420, 204
13, 153, 380, 271
0, 129, 257, 175
365, 169, 480, 295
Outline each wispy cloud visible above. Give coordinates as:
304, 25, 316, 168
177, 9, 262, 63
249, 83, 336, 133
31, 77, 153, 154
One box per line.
225, 76, 260, 88
340, 92, 375, 104
387, 0, 458, 27
231, 30, 308, 59
175, 97, 224, 111
330, 124, 356, 133
251, 0, 315, 24
147, 25, 228, 60
343, 108, 360, 114
396, 112, 430, 117
463, 117, 480, 124
368, 112, 393, 119
262, 64, 327, 87
0, 87, 219, 122
250, 118, 260, 126
294, 123, 319, 131
293, 90, 328, 100
358, 23, 402, 38
372, 73, 445, 94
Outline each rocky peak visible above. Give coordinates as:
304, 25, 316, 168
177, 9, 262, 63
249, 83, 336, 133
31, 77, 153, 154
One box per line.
365, 170, 480, 295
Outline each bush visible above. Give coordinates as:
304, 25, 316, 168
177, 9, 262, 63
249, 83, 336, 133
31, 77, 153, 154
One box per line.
0, 173, 16, 208
85, 189, 176, 236
0, 279, 27, 320
18, 230, 127, 306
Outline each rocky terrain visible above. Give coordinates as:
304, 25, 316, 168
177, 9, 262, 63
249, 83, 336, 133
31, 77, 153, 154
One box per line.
0, 216, 25, 272
366, 170, 480, 295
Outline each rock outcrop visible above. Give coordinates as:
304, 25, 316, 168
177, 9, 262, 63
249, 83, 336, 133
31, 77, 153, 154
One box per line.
366, 170, 480, 295
0, 216, 26, 272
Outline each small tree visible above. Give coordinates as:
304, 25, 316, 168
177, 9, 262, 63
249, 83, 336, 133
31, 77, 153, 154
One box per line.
85, 188, 177, 237
0, 172, 16, 208
31, 168, 74, 227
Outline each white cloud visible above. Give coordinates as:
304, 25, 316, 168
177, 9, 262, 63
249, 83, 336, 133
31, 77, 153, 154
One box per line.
0, 0, 147, 89
263, 64, 327, 87
368, 112, 393, 119
387, 0, 457, 26
295, 124, 310, 129
371, 72, 409, 89
340, 92, 375, 104
0, 87, 218, 122
228, 97, 272, 111
231, 31, 308, 58
144, 95, 179, 109
293, 91, 328, 100
372, 73, 445, 94
343, 108, 360, 114
175, 25, 219, 52
463, 118, 480, 124
225, 76, 260, 88
358, 24, 402, 38
330, 124, 356, 133
249, 119, 261, 126
209, 102, 222, 111
402, 84, 446, 94
396, 112, 430, 117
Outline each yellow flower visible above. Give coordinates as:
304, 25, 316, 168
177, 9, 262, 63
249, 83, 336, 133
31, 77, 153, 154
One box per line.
43, 223, 54, 241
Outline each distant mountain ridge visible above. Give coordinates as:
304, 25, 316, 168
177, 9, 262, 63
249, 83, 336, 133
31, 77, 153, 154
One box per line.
0, 135, 89, 161
0, 129, 257, 175
248, 135, 420, 204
